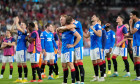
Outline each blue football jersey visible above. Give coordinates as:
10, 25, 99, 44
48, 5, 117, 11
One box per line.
89, 24, 102, 49
133, 21, 140, 46
73, 20, 83, 48
105, 30, 115, 49
40, 31, 58, 52
16, 30, 27, 51
61, 30, 76, 53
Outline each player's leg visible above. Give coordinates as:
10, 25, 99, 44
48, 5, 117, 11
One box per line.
22, 50, 28, 81
34, 53, 42, 82
62, 63, 68, 84
67, 51, 75, 84
0, 63, 6, 79
54, 54, 59, 79
0, 56, 7, 79
102, 50, 106, 77
106, 49, 111, 74
106, 52, 111, 74
9, 56, 13, 79
128, 46, 134, 63
110, 47, 119, 77
9, 62, 13, 79
97, 48, 105, 81
22, 63, 28, 82
90, 49, 99, 81
75, 47, 85, 84
61, 53, 68, 84
74, 48, 80, 83
40, 54, 47, 78
132, 46, 140, 81
74, 60, 80, 84
133, 57, 140, 81
48, 53, 55, 79
15, 51, 23, 82
29, 53, 37, 82
121, 48, 130, 77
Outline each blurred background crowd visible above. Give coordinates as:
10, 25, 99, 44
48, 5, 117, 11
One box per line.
0, 0, 140, 48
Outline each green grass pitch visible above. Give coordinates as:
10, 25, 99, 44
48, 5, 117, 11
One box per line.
0, 56, 140, 84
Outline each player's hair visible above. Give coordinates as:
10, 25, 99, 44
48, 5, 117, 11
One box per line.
28, 22, 35, 28
118, 15, 125, 21
66, 15, 73, 25
94, 14, 100, 20
131, 11, 139, 17
45, 23, 52, 28
6, 30, 13, 36
60, 14, 67, 18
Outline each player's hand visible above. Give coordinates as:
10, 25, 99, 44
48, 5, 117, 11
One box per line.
67, 44, 74, 48
25, 36, 29, 40
3, 42, 8, 45
129, 19, 133, 26
109, 48, 112, 53
116, 43, 121, 47
105, 23, 111, 26
44, 51, 47, 56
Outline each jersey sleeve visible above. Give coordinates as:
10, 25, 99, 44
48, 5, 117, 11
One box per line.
11, 38, 16, 42
71, 29, 77, 35
102, 30, 106, 49
134, 23, 140, 30
102, 25, 106, 29
73, 21, 79, 28
40, 32, 45, 49
31, 32, 37, 39
96, 24, 102, 31
54, 34, 59, 41
111, 31, 115, 48
122, 27, 128, 34
52, 34, 58, 49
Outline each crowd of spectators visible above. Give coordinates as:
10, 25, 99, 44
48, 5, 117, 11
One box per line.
0, 0, 140, 48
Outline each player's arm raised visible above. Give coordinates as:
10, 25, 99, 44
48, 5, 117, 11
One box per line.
67, 28, 81, 48
90, 26, 102, 37
15, 17, 26, 34
11, 18, 17, 33
129, 19, 138, 34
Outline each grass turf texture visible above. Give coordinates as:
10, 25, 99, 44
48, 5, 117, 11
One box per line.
0, 56, 140, 84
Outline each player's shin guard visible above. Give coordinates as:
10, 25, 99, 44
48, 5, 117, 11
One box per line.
93, 63, 98, 77
123, 57, 129, 72
49, 64, 56, 75
71, 69, 75, 83
134, 62, 140, 77
41, 63, 46, 74
1, 66, 5, 75
98, 62, 104, 77
102, 60, 106, 74
78, 62, 85, 82
74, 63, 80, 82
31, 65, 36, 80
18, 65, 22, 78
54, 63, 59, 75
63, 68, 68, 83
10, 65, 13, 75
23, 65, 28, 78
35, 64, 42, 80
112, 56, 117, 72
128, 48, 134, 63
107, 58, 111, 70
